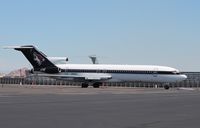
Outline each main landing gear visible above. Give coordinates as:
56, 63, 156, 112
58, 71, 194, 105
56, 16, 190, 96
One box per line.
81, 82, 102, 88
93, 82, 102, 88
163, 84, 170, 90
81, 83, 89, 88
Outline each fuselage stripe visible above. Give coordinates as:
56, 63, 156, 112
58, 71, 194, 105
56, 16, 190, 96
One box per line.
60, 69, 179, 75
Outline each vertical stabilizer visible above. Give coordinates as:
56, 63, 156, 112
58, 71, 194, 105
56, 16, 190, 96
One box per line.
12, 45, 58, 72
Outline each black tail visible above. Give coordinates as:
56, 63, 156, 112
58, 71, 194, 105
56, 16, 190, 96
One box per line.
14, 45, 59, 73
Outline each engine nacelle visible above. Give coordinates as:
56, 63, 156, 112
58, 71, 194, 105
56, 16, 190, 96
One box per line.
47, 57, 68, 64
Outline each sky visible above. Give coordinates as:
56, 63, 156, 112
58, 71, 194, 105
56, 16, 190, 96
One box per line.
0, 0, 200, 73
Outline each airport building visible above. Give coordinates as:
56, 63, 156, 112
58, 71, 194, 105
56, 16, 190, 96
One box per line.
0, 72, 200, 88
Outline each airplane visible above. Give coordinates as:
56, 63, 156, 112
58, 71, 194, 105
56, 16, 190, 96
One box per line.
5, 45, 187, 89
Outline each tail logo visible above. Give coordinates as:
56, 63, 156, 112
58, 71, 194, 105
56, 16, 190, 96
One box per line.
33, 52, 45, 66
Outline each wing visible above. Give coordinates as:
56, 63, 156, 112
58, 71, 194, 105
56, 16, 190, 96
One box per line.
31, 73, 112, 81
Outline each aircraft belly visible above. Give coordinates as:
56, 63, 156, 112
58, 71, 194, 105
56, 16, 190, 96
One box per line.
36, 72, 182, 83
110, 74, 181, 83
110, 74, 151, 82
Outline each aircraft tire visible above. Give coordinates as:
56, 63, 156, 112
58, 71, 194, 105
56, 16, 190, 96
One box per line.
81, 83, 89, 88
164, 85, 170, 90
93, 83, 101, 88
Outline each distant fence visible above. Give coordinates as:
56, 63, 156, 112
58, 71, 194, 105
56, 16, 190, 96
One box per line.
0, 75, 199, 88
0, 77, 81, 86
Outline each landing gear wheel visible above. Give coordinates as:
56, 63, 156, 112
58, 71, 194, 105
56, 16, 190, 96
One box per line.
164, 85, 170, 90
81, 83, 89, 88
93, 83, 101, 88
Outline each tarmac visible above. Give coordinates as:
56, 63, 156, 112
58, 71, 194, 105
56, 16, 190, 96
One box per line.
0, 85, 200, 128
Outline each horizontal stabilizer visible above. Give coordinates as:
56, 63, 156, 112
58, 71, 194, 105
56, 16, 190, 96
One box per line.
3, 46, 34, 49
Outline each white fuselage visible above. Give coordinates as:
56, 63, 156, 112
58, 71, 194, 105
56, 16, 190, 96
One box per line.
55, 64, 187, 83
